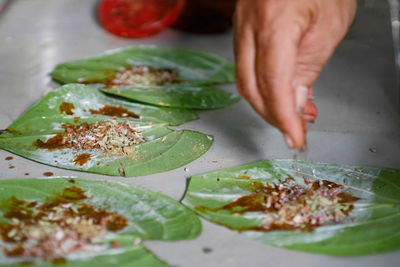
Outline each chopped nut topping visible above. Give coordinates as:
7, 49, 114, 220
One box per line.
35, 120, 144, 157
109, 65, 181, 87
63, 120, 144, 157
216, 178, 359, 232
0, 186, 128, 262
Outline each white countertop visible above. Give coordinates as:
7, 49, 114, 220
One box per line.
0, 0, 399, 266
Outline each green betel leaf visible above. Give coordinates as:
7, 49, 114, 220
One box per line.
0, 83, 212, 177
101, 83, 241, 110
0, 178, 200, 266
6, 84, 198, 130
3, 246, 167, 267
182, 159, 400, 256
50, 46, 240, 109
0, 121, 213, 177
0, 178, 202, 240
51, 46, 235, 84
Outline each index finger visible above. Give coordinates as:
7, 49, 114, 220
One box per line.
255, 23, 306, 148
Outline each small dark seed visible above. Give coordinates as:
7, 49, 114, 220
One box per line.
202, 247, 213, 254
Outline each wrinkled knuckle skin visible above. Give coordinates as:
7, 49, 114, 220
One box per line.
255, 72, 279, 99
235, 0, 245, 13
234, 0, 248, 25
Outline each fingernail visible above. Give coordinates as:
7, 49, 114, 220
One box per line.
308, 95, 315, 100
296, 85, 308, 113
284, 134, 294, 149
302, 114, 316, 123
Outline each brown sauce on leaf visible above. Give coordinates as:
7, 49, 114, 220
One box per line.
0, 185, 129, 262
3, 129, 21, 136
230, 223, 313, 233
78, 70, 117, 84
337, 192, 360, 203
219, 195, 269, 214
312, 180, 341, 190
33, 120, 143, 159
89, 105, 140, 119
5, 245, 24, 256
73, 153, 91, 166
60, 186, 87, 201
52, 258, 67, 264
33, 134, 70, 150
197, 177, 360, 233
59, 102, 75, 115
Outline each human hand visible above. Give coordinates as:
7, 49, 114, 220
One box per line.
233, 0, 356, 148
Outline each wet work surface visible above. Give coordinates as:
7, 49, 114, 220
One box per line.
0, 0, 400, 266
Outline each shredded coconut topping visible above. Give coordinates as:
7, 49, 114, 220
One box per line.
257, 179, 358, 230
0, 186, 128, 263
219, 178, 359, 231
63, 120, 144, 157
109, 65, 181, 87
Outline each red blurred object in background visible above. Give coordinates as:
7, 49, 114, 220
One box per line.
98, 0, 185, 38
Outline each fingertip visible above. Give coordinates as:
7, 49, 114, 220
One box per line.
302, 114, 316, 123
266, 98, 307, 149
284, 134, 295, 149
280, 117, 306, 149
289, 135, 306, 149
287, 134, 306, 149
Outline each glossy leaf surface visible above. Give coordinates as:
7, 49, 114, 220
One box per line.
0, 123, 212, 177
50, 46, 239, 109
102, 83, 240, 110
7, 84, 198, 130
0, 85, 213, 177
51, 46, 235, 84
182, 160, 400, 256
0, 178, 201, 265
